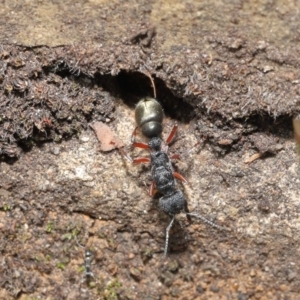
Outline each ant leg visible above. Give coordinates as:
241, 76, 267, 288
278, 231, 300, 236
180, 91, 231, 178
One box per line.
132, 157, 151, 164
173, 172, 188, 184
186, 213, 227, 231
170, 153, 181, 160
171, 139, 206, 162
132, 142, 150, 149
165, 124, 178, 145
149, 181, 156, 196
184, 202, 192, 222
182, 136, 208, 158
170, 141, 202, 162
131, 126, 139, 144
186, 141, 201, 156
164, 216, 175, 258
118, 147, 133, 162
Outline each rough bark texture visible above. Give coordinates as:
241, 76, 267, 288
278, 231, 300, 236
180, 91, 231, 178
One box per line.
0, 1, 300, 299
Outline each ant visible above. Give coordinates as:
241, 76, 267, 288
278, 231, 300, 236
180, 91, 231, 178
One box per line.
75, 236, 95, 284
83, 249, 94, 281
131, 71, 226, 257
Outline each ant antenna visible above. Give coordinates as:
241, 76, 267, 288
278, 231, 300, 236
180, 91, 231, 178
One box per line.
75, 235, 85, 249
118, 146, 133, 163
142, 68, 157, 99
164, 216, 175, 258
186, 212, 227, 231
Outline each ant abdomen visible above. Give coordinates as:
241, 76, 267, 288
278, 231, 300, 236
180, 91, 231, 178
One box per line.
135, 97, 163, 138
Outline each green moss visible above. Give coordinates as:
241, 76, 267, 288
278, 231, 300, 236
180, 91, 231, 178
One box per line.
103, 279, 122, 300
56, 262, 66, 270
45, 254, 52, 261
89, 281, 96, 288
107, 238, 116, 249
3, 204, 11, 211
78, 266, 85, 273
45, 221, 54, 233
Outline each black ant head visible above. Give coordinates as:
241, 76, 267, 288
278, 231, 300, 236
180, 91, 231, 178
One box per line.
148, 137, 161, 151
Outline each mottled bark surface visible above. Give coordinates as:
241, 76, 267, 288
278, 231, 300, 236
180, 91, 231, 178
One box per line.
0, 1, 300, 299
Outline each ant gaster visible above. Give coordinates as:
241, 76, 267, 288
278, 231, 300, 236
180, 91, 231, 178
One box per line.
135, 97, 163, 138
131, 73, 226, 257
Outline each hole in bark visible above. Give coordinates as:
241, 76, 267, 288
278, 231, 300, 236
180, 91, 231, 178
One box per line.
94, 71, 195, 123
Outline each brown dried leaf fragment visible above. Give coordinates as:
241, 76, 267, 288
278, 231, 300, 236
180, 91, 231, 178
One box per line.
244, 153, 263, 164
218, 139, 233, 145
91, 122, 124, 152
